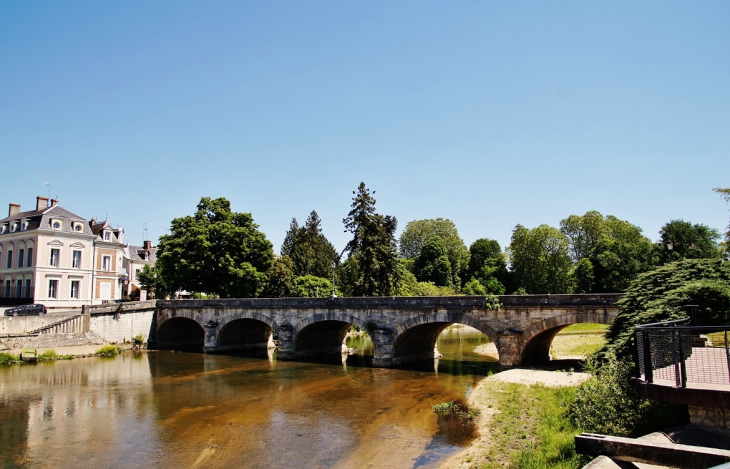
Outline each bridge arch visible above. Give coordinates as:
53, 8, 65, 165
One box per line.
156, 314, 205, 350
292, 312, 371, 357
521, 311, 615, 363
392, 312, 500, 366
216, 311, 280, 352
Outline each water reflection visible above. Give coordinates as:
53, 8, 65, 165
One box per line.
0, 326, 496, 469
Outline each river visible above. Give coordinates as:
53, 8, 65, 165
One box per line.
0, 326, 495, 469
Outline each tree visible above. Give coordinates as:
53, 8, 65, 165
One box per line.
413, 236, 452, 287
658, 219, 721, 264
342, 183, 399, 296
603, 258, 730, 360
399, 218, 469, 287
137, 264, 168, 299
715, 187, 730, 254
508, 224, 572, 294
560, 210, 607, 263
466, 238, 509, 294
262, 256, 295, 298
156, 197, 274, 298
281, 210, 338, 278
560, 211, 657, 293
291, 275, 337, 297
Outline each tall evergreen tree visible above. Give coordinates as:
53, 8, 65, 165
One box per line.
282, 211, 338, 278
342, 183, 399, 296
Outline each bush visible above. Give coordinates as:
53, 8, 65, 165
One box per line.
38, 350, 59, 360
132, 334, 145, 346
0, 352, 19, 365
569, 354, 687, 437
96, 345, 121, 357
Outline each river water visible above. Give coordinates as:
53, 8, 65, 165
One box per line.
0, 327, 495, 469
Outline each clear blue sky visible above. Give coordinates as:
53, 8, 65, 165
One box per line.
2, 1, 728, 253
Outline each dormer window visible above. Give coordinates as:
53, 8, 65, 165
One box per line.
21, 220, 28, 231
72, 222, 83, 232
75, 224, 82, 232
104, 231, 111, 241
0, 224, 6, 234
10, 223, 17, 232
51, 220, 61, 230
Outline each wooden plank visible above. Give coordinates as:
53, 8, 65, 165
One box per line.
575, 433, 730, 469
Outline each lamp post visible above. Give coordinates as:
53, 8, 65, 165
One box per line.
153, 273, 157, 299
330, 261, 337, 299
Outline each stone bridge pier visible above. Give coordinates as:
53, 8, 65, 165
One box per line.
152, 294, 621, 369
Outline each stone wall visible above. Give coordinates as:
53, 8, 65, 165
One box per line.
0, 314, 78, 335
689, 406, 730, 429
89, 310, 154, 344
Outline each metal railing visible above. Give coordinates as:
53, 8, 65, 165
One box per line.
635, 312, 730, 388
0, 286, 35, 299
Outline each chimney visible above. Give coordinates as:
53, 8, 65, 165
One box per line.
8, 203, 20, 217
36, 196, 49, 211
144, 240, 152, 250
50, 199, 58, 207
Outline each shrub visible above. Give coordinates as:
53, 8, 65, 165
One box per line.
96, 345, 121, 357
38, 350, 59, 360
569, 354, 687, 437
0, 352, 19, 365
132, 334, 145, 346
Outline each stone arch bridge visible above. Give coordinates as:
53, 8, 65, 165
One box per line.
151, 294, 621, 368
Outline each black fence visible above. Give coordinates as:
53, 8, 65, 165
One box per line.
0, 286, 35, 300
635, 313, 730, 388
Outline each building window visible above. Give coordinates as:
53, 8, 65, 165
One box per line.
72, 250, 81, 269
4, 280, 10, 298
24, 279, 32, 298
16, 281, 22, 298
48, 279, 58, 299
74, 223, 82, 232
26, 248, 33, 267
17, 249, 24, 268
70, 280, 80, 299
102, 255, 111, 271
52, 221, 61, 230
50, 249, 60, 267
104, 231, 111, 241
6, 251, 12, 269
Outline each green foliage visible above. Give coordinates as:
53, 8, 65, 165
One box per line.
342, 183, 399, 296
291, 275, 337, 297
484, 293, 502, 312
0, 352, 20, 365
138, 263, 170, 299
157, 197, 274, 298
132, 334, 145, 346
715, 187, 730, 254
570, 355, 687, 437
466, 238, 510, 294
263, 256, 296, 297
38, 350, 58, 360
431, 400, 478, 419
560, 211, 657, 293
96, 345, 121, 356
508, 224, 572, 294
413, 236, 452, 287
281, 211, 338, 278
604, 258, 730, 359
462, 278, 487, 295
658, 219, 722, 264
399, 218, 469, 287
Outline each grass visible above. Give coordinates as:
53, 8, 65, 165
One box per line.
0, 352, 20, 365
477, 382, 589, 469
95, 345, 122, 356
550, 323, 608, 359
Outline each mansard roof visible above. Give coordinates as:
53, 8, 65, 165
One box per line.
0, 205, 93, 237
